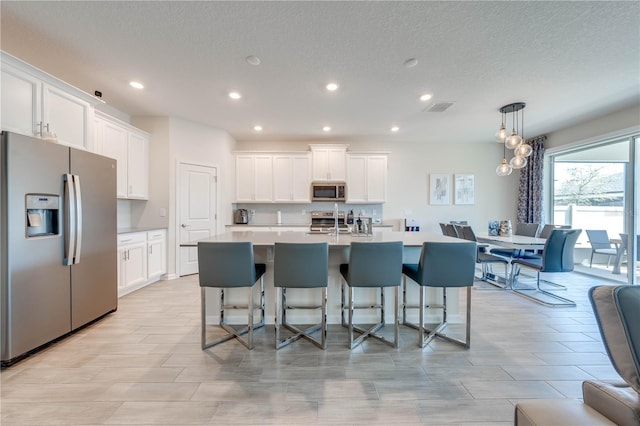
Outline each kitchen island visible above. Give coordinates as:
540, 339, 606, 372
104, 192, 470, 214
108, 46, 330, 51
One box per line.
184, 231, 470, 325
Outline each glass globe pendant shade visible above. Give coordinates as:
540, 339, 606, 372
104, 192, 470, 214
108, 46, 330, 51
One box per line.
495, 124, 507, 142
505, 131, 522, 149
515, 142, 532, 157
496, 158, 513, 176
509, 155, 527, 169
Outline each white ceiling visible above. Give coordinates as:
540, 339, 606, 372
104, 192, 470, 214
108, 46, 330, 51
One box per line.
1, 1, 638, 144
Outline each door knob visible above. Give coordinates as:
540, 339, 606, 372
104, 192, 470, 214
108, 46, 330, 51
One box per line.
181, 224, 189, 228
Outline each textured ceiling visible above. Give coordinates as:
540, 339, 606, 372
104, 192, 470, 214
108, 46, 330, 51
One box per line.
1, 1, 639, 144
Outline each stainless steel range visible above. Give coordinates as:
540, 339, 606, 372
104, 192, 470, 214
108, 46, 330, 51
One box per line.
309, 211, 350, 234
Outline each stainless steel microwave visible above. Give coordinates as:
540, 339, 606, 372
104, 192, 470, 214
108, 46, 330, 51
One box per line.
311, 182, 346, 201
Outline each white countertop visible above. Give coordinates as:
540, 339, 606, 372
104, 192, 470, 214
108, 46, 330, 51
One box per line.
183, 230, 464, 247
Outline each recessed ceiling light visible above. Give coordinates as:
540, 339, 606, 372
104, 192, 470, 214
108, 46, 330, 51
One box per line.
253, 125, 263, 131
391, 126, 400, 132
420, 93, 433, 102
326, 82, 339, 91
404, 58, 418, 68
129, 81, 144, 90
228, 91, 242, 100
322, 126, 331, 132
246, 55, 261, 66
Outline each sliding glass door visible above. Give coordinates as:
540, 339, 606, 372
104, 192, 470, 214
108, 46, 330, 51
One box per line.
548, 134, 638, 284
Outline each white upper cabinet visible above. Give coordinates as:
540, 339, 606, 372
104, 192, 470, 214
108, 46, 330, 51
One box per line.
42, 83, 92, 149
273, 153, 311, 203
235, 154, 273, 203
94, 112, 149, 200
1, 52, 96, 150
346, 153, 388, 203
310, 144, 347, 182
1, 63, 40, 136
127, 131, 149, 199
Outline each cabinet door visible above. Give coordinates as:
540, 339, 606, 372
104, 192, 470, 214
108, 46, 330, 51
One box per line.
127, 132, 149, 199
312, 149, 330, 181
366, 156, 387, 202
273, 155, 293, 202
99, 119, 128, 198
235, 155, 255, 202
253, 155, 273, 202
42, 83, 92, 149
147, 239, 166, 279
327, 148, 346, 181
1, 64, 40, 136
346, 155, 368, 202
311, 147, 346, 181
291, 155, 311, 202
122, 242, 148, 288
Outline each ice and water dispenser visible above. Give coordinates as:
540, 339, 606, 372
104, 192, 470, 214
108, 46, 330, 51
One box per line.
25, 194, 60, 237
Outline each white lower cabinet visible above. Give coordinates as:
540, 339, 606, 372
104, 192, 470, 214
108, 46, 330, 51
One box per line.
147, 229, 167, 280
118, 229, 166, 297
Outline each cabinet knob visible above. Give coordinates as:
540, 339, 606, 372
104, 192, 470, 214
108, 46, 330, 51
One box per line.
181, 224, 189, 228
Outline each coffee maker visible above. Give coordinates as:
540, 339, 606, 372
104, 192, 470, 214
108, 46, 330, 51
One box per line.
234, 208, 249, 224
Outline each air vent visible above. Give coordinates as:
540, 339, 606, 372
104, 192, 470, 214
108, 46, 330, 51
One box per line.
425, 102, 454, 112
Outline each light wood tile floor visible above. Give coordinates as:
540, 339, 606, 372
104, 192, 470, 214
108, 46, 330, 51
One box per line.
0, 271, 624, 425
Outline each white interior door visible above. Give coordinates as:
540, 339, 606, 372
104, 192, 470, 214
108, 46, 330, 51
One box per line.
178, 163, 217, 276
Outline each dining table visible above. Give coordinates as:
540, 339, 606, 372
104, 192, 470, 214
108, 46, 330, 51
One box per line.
474, 233, 547, 289
475, 233, 547, 251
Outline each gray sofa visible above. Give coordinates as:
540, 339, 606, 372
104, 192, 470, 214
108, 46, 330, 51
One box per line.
515, 285, 640, 426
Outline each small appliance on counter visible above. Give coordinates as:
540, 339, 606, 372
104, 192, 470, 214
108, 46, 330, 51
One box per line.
234, 208, 249, 224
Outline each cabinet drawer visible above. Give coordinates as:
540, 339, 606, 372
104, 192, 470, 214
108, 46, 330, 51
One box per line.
118, 232, 147, 245
147, 229, 166, 241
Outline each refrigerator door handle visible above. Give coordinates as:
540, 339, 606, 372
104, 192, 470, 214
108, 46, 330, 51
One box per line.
64, 174, 77, 266
73, 174, 83, 264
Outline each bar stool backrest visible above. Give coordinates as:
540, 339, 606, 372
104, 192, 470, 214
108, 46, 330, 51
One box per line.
274, 242, 329, 288
345, 242, 403, 287
540, 229, 582, 273
198, 242, 257, 287
418, 241, 476, 288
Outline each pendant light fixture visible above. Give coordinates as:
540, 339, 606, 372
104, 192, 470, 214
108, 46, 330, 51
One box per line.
495, 102, 532, 175
496, 139, 513, 176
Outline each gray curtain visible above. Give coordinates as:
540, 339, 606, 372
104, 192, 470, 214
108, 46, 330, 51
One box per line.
517, 135, 546, 224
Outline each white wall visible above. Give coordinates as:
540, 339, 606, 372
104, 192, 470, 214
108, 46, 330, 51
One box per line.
129, 116, 235, 278
234, 140, 520, 233
546, 104, 640, 150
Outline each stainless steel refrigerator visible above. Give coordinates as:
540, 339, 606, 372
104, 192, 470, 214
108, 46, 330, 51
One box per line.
1, 131, 117, 366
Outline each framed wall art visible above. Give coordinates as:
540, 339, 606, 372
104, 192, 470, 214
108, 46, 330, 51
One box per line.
454, 174, 475, 205
429, 174, 450, 205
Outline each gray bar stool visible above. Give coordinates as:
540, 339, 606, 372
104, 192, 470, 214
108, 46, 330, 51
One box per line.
402, 241, 476, 348
273, 242, 329, 350
340, 241, 403, 349
197, 242, 266, 350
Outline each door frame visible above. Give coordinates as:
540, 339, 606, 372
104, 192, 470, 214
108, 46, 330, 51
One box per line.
175, 160, 219, 277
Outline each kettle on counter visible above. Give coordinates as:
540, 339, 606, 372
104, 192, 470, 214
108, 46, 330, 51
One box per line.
235, 209, 249, 224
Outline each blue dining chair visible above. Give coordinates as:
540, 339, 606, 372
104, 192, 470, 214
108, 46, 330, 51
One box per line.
510, 229, 581, 307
